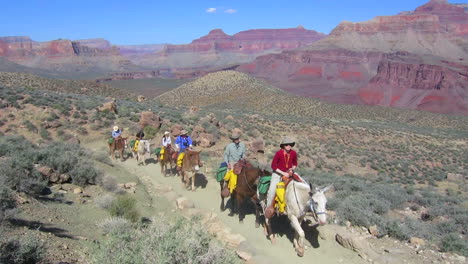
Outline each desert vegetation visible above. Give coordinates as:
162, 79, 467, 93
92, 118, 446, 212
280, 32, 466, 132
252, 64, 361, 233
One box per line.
0, 74, 466, 260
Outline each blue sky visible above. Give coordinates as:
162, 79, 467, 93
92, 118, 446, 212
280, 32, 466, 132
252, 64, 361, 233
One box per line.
1, 0, 465, 45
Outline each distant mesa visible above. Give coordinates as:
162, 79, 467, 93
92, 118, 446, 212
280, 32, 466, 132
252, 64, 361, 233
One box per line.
236, 0, 468, 115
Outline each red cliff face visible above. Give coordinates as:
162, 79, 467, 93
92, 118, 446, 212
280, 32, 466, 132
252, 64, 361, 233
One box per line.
237, 0, 468, 115
164, 27, 325, 54
359, 56, 468, 114
0, 37, 133, 71
136, 27, 326, 68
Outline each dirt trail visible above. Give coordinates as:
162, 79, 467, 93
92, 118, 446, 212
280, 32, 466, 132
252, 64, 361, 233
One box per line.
90, 141, 364, 264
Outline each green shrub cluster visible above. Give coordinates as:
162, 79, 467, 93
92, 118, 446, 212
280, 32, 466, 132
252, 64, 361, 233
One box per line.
107, 195, 140, 223
0, 235, 44, 264
93, 214, 239, 264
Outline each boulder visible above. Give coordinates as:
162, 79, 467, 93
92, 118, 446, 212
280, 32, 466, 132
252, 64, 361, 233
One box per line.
175, 197, 195, 210
336, 230, 379, 260
409, 237, 425, 247
140, 111, 162, 130
236, 250, 252, 261
368, 225, 379, 237
184, 106, 200, 117
171, 124, 183, 136
98, 99, 117, 114
137, 95, 146, 102
249, 138, 265, 153
198, 133, 216, 148
35, 165, 53, 178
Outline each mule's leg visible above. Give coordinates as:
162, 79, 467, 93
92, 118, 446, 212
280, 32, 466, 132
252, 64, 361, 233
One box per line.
252, 196, 261, 228
191, 172, 195, 191
266, 219, 276, 244
228, 192, 236, 216
237, 194, 245, 223
120, 149, 125, 161
220, 182, 225, 211
288, 215, 305, 257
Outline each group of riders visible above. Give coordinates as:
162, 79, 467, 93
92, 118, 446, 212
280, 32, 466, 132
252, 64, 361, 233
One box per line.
111, 125, 304, 217
111, 125, 193, 170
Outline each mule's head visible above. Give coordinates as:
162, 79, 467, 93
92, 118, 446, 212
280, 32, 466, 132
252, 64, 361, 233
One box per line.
186, 150, 202, 171
308, 184, 332, 225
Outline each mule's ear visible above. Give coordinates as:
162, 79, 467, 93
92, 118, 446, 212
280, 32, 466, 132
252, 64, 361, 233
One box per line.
322, 185, 333, 193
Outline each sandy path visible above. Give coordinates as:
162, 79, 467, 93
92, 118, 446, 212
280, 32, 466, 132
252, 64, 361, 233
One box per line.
89, 141, 364, 264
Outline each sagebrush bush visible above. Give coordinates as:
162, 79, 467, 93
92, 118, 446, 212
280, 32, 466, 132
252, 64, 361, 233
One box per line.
0, 235, 44, 264
0, 158, 47, 196
95, 194, 116, 210
108, 195, 140, 223
439, 233, 467, 257
93, 215, 239, 264
0, 186, 16, 222
97, 217, 132, 235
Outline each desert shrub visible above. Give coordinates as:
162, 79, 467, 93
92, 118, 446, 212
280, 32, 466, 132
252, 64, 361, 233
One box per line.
92, 214, 239, 264
0, 186, 16, 222
0, 235, 45, 264
130, 114, 140, 123
22, 120, 38, 133
39, 128, 50, 140
45, 112, 60, 121
108, 195, 140, 223
0, 158, 47, 196
69, 162, 102, 186
95, 194, 116, 210
97, 217, 133, 235
143, 126, 158, 139
439, 233, 468, 257
97, 175, 122, 194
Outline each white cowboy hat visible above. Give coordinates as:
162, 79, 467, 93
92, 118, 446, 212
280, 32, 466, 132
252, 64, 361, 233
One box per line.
180, 129, 188, 135
230, 132, 241, 140
164, 131, 170, 135
113, 126, 119, 131
280, 137, 295, 147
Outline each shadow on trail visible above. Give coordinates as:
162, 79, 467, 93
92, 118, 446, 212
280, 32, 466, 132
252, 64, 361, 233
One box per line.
8, 218, 76, 239
268, 216, 320, 248
194, 173, 208, 189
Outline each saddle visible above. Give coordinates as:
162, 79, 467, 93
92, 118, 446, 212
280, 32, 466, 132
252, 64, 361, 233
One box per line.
233, 159, 251, 175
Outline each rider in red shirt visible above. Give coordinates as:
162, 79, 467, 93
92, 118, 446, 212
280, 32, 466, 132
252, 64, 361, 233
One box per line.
267, 137, 303, 211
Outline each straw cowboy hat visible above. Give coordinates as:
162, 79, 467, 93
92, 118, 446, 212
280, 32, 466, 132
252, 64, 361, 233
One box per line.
230, 132, 241, 140
164, 131, 170, 135
280, 137, 295, 147
180, 129, 188, 135
113, 126, 119, 131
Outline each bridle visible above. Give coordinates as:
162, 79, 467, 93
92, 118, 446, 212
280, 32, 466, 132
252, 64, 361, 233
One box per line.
309, 194, 326, 222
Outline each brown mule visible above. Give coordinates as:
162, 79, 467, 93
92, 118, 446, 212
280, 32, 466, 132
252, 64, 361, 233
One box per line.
160, 145, 176, 176
178, 150, 203, 191
108, 137, 127, 161
222, 160, 267, 226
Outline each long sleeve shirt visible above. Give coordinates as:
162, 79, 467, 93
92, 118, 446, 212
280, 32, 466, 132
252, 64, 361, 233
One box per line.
162, 136, 172, 147
175, 135, 192, 152
271, 149, 297, 173
224, 142, 246, 164
112, 130, 122, 138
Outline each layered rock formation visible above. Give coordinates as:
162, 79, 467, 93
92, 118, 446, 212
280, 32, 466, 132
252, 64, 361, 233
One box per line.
135, 27, 325, 68
238, 0, 468, 115
0, 37, 137, 73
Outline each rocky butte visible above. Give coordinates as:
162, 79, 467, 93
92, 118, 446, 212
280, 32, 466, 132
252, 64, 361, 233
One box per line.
237, 0, 468, 115
133, 27, 326, 69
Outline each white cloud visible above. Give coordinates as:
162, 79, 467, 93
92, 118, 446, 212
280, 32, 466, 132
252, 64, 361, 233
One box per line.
206, 8, 216, 13
225, 9, 237, 14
